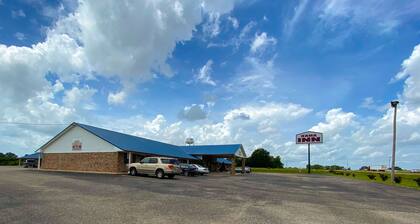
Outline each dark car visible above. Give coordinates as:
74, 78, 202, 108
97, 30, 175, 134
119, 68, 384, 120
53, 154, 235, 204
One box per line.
235, 166, 251, 173
359, 166, 370, 171
24, 159, 38, 168
179, 163, 199, 176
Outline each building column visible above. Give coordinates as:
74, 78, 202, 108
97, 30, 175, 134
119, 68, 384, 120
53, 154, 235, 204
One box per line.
128, 152, 132, 164
242, 157, 245, 174
230, 156, 236, 176
37, 152, 41, 170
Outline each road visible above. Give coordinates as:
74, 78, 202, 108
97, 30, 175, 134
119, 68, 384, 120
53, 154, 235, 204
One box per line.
0, 166, 419, 224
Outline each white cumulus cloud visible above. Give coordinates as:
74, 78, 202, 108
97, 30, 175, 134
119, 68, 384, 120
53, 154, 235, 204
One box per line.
195, 60, 216, 86
107, 91, 127, 105
250, 32, 277, 53
310, 108, 356, 134
394, 44, 420, 106
63, 86, 97, 110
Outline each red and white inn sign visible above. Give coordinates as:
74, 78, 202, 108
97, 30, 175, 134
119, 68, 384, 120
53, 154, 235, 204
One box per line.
296, 131, 323, 174
296, 131, 323, 144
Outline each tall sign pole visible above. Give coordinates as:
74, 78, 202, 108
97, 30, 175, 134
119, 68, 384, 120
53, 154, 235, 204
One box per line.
308, 143, 311, 174
390, 100, 399, 183
296, 131, 323, 174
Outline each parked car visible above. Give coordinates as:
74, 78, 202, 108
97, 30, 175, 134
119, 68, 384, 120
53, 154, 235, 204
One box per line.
235, 166, 251, 173
128, 157, 181, 179
410, 169, 420, 173
191, 164, 209, 175
359, 166, 370, 171
179, 163, 199, 176
23, 159, 38, 168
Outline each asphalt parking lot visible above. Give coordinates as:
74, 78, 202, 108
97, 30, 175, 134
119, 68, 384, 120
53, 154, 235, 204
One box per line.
0, 166, 419, 224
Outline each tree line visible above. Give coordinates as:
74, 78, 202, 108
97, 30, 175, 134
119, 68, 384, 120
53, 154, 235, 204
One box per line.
0, 152, 19, 165
239, 148, 352, 170
237, 148, 284, 168
308, 164, 344, 170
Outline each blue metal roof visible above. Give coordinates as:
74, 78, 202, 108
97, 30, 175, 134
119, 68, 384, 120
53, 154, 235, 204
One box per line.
20, 152, 41, 159
216, 158, 232, 165
179, 144, 242, 156
76, 123, 196, 160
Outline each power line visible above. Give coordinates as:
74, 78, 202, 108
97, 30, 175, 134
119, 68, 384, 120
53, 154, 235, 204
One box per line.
0, 121, 67, 126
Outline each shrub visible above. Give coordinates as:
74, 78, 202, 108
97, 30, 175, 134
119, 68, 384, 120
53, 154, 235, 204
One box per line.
335, 171, 344, 175
345, 172, 350, 176
352, 173, 356, 177
379, 173, 388, 181
394, 176, 402, 184
367, 174, 376, 180
414, 178, 420, 187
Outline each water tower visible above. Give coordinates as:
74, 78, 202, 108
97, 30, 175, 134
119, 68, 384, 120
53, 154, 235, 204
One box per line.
185, 137, 194, 146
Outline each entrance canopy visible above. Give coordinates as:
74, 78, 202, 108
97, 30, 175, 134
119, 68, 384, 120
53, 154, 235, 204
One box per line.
180, 144, 246, 175
179, 144, 246, 158
20, 152, 41, 159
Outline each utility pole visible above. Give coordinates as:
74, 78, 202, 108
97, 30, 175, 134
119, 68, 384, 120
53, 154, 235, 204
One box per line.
390, 100, 399, 183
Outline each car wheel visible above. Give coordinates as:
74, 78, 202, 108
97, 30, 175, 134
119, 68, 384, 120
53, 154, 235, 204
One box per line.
156, 169, 164, 179
168, 174, 175, 179
129, 167, 137, 176
183, 171, 188, 176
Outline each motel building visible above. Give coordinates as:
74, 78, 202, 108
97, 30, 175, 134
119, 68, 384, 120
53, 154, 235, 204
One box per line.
35, 122, 247, 175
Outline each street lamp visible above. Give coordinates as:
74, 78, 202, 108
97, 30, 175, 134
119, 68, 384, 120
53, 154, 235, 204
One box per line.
390, 100, 399, 183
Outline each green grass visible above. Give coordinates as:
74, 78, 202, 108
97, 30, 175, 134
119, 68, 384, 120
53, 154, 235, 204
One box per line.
252, 167, 330, 175
252, 168, 420, 190
347, 171, 420, 189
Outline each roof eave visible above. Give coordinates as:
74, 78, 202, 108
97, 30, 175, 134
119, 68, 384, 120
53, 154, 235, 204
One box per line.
36, 122, 78, 152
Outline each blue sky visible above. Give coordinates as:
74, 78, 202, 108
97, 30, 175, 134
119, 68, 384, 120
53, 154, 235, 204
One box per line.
1, 0, 420, 169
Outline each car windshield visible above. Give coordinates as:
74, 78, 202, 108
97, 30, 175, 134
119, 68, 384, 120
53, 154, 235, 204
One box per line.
161, 159, 179, 165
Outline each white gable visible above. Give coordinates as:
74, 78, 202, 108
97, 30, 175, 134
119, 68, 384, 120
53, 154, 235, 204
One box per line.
42, 125, 121, 153
235, 146, 246, 158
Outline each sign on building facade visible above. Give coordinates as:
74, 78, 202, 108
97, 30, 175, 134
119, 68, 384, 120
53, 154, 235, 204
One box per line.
72, 140, 82, 151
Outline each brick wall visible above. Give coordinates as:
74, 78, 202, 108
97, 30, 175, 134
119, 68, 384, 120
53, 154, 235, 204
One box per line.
42, 152, 127, 173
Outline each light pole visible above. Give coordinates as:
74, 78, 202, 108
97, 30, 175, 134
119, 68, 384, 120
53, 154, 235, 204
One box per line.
390, 100, 399, 183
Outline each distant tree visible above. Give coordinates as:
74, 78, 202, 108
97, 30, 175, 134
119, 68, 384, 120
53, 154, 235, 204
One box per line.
247, 148, 284, 168
270, 156, 284, 168
5, 152, 17, 159
311, 164, 324, 169
248, 148, 271, 168
394, 166, 402, 171
325, 165, 344, 170
0, 152, 19, 165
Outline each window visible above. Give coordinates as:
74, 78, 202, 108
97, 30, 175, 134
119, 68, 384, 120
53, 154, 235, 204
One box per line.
141, 158, 150, 163
161, 159, 179, 164
149, 158, 158, 164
